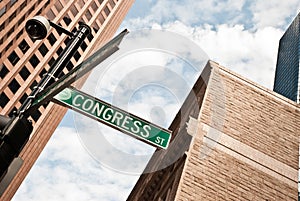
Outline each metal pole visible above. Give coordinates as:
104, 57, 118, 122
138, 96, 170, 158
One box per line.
18, 24, 91, 117
0, 23, 91, 181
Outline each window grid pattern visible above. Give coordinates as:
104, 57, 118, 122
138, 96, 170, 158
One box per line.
0, 0, 120, 124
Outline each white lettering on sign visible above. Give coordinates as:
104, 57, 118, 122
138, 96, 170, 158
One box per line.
70, 93, 153, 138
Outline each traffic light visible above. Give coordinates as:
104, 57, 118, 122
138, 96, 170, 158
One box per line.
0, 116, 32, 180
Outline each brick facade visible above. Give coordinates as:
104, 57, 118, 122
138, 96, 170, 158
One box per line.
128, 61, 300, 200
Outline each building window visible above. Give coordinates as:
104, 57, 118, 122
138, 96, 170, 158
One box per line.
38, 43, 48, 56
91, 2, 97, 12
63, 17, 72, 26
74, 51, 80, 62
18, 15, 25, 26
8, 51, 20, 66
19, 66, 31, 81
70, 5, 78, 18
48, 57, 55, 66
30, 109, 41, 122
0, 23, 4, 32
8, 78, 21, 93
30, 80, 38, 90
16, 29, 23, 39
85, 10, 92, 21
0, 6, 6, 17
29, 54, 40, 68
47, 33, 56, 45
8, 107, 17, 117
0, 64, 9, 79
87, 32, 93, 42
9, 11, 16, 22
19, 93, 28, 104
56, 47, 63, 55
10, 0, 17, 6
109, 0, 116, 8
66, 62, 74, 71
104, 6, 110, 16
81, 41, 87, 52
20, 1, 27, 10
19, 39, 30, 54
0, 93, 9, 108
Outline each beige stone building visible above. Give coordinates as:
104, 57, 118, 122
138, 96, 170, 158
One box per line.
0, 0, 134, 200
127, 61, 300, 200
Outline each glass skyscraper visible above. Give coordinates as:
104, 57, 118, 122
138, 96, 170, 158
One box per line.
274, 13, 300, 103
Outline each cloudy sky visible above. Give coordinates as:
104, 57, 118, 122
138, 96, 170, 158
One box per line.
13, 0, 300, 200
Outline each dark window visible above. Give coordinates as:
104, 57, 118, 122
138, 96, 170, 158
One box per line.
8, 78, 20, 93
74, 51, 80, 61
47, 33, 56, 45
81, 41, 87, 52
87, 32, 93, 42
57, 47, 63, 55
8, 107, 17, 117
20, 1, 27, 10
64, 37, 71, 46
18, 15, 25, 26
66, 62, 74, 71
91, 2, 97, 12
0, 93, 9, 108
30, 109, 41, 122
63, 17, 72, 25
38, 43, 48, 56
39, 68, 47, 79
48, 57, 55, 66
19, 66, 30, 80
19, 39, 30, 54
85, 10, 92, 20
19, 93, 28, 104
8, 51, 20, 65
109, 0, 116, 8
5, 41, 13, 52
0, 64, 9, 79
16, 30, 23, 39
29, 54, 39, 68
0, 6, 6, 17
28, 6, 34, 14
7, 27, 14, 38
30, 80, 38, 90
0, 23, 4, 32
10, 0, 17, 6
9, 11, 16, 22
104, 6, 110, 16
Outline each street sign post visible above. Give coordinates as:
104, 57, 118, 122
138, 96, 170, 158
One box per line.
53, 87, 172, 149
25, 29, 129, 116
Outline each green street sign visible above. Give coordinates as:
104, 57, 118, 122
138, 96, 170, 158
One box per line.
54, 87, 172, 149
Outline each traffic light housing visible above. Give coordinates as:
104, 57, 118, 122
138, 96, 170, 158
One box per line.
0, 116, 32, 180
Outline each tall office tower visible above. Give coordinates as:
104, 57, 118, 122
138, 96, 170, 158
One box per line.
0, 0, 134, 199
274, 12, 300, 103
128, 61, 300, 200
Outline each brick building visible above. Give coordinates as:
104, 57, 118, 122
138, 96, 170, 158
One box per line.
0, 0, 134, 200
127, 61, 300, 200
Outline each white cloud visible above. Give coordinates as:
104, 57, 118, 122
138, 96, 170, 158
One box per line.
251, 0, 300, 28
12, 127, 140, 201
13, 1, 300, 200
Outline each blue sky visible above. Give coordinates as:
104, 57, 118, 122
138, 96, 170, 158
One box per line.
13, 0, 300, 200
